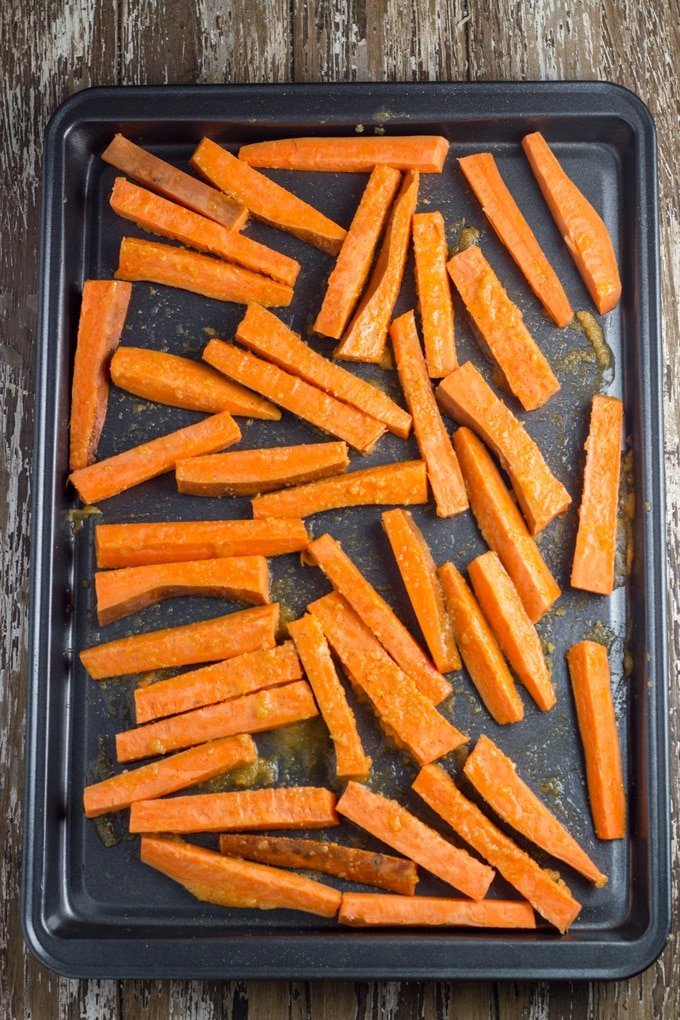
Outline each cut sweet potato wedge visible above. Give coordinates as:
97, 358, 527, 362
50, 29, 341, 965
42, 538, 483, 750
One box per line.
177, 442, 350, 496
238, 136, 449, 173
412, 211, 457, 378
339, 894, 536, 929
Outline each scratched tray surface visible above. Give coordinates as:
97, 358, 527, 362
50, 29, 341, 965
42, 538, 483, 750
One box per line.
24, 83, 669, 980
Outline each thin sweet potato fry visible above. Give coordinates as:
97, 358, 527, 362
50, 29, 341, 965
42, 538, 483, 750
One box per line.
134, 641, 302, 724
335, 171, 418, 364
337, 781, 494, 900
130, 785, 338, 833
95, 519, 310, 568
437, 362, 571, 534
118, 680, 317, 762
413, 765, 582, 933
381, 509, 460, 674
80, 604, 279, 680
203, 339, 385, 454
251, 460, 428, 520
110, 346, 280, 419
191, 138, 346, 254
458, 152, 573, 327
412, 212, 457, 378
69, 280, 132, 471
101, 134, 248, 229
83, 734, 257, 818
339, 894, 536, 929
571, 395, 623, 595
304, 533, 451, 703
115, 237, 293, 306
218, 835, 418, 895
468, 552, 555, 712
69, 409, 241, 504
94, 556, 270, 626
309, 592, 466, 765
390, 310, 468, 517
109, 177, 300, 286
238, 136, 449, 173
522, 132, 621, 314
288, 614, 371, 779
177, 442, 350, 496
464, 735, 607, 886
447, 245, 560, 411
237, 304, 412, 438
314, 165, 402, 340
438, 563, 524, 725
566, 641, 626, 840
453, 428, 561, 622
140, 836, 341, 917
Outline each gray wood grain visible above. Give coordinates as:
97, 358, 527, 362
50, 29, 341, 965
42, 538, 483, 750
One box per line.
1, 1, 678, 1017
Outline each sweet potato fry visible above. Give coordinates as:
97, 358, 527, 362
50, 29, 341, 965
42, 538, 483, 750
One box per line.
177, 442, 350, 496
80, 604, 279, 680
337, 781, 493, 900
69, 280, 132, 471
191, 138, 346, 254
218, 835, 418, 895
251, 460, 428, 520
339, 894, 536, 929
69, 409, 241, 504
437, 362, 571, 534
238, 136, 449, 173
412, 212, 457, 378
83, 734, 257, 818
203, 339, 385, 454
140, 836, 341, 917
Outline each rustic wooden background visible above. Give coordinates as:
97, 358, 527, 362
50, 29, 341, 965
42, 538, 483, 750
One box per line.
2, 1, 678, 1017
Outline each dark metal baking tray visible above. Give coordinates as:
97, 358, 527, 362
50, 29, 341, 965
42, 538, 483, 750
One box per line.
23, 82, 669, 980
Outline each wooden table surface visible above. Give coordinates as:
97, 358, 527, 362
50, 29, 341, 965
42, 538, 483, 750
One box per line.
2, 2, 678, 1017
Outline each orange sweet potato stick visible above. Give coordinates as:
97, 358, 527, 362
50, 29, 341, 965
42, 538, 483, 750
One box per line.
412, 212, 457, 378
110, 177, 299, 287
412, 765, 582, 933
381, 509, 460, 674
101, 134, 248, 230
309, 592, 466, 765
464, 734, 607, 886
437, 362, 571, 534
467, 552, 555, 712
83, 734, 257, 818
69, 409, 241, 504
289, 614, 371, 779
177, 442, 350, 497
313, 165, 402, 340
203, 339, 385, 454
335, 171, 419, 364
251, 460, 429, 520
337, 781, 493, 900
438, 562, 524, 725
304, 533, 451, 703
571, 395, 623, 595
236, 304, 412, 438
80, 603, 279, 680
390, 310, 468, 517
110, 346, 280, 420
130, 785, 338, 833
453, 428, 561, 622
115, 237, 294, 306
94, 556, 270, 626
447, 246, 560, 411
566, 641, 626, 840
69, 280, 132, 471
140, 836, 341, 917
238, 136, 450, 173
458, 153, 573, 327
191, 138, 346, 255
95, 519, 310, 568
118, 680, 317, 762
339, 894, 536, 929
134, 641, 302, 724
218, 835, 418, 896
522, 132, 621, 314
